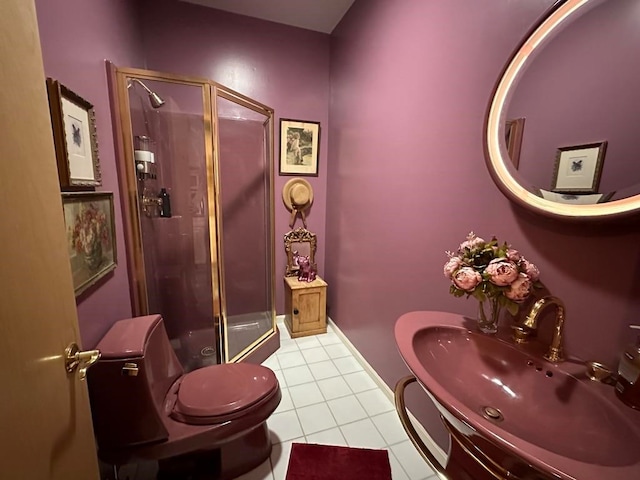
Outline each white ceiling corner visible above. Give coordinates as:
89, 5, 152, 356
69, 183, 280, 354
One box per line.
179, 0, 356, 34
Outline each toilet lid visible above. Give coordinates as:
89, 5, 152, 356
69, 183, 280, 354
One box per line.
172, 363, 278, 421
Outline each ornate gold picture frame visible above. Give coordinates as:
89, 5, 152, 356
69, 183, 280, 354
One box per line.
46, 78, 101, 188
62, 192, 116, 296
284, 227, 317, 277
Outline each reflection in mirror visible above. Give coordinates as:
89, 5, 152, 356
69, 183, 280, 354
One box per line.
284, 227, 317, 277
549, 141, 607, 194
505, 117, 525, 168
291, 241, 311, 259
485, 0, 640, 220
538, 190, 614, 204
508, 0, 638, 198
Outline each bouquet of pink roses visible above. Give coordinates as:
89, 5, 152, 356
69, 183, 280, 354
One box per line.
444, 232, 541, 317
71, 202, 110, 256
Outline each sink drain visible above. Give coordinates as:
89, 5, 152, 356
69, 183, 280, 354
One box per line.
481, 406, 504, 422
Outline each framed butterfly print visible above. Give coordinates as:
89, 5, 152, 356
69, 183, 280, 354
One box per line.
551, 141, 607, 194
46, 78, 101, 189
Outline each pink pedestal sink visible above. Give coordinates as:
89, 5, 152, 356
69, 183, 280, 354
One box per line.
395, 311, 640, 480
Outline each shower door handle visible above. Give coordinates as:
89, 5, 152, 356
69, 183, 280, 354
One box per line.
64, 342, 101, 381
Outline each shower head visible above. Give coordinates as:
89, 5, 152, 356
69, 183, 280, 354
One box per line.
147, 91, 165, 109
128, 78, 165, 109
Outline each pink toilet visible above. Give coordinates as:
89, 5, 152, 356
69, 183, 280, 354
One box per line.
87, 314, 281, 479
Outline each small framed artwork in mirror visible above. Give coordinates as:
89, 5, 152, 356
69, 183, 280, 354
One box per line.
279, 119, 320, 176
46, 78, 101, 189
551, 141, 607, 194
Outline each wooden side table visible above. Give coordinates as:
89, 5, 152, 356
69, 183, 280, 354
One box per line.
284, 275, 327, 338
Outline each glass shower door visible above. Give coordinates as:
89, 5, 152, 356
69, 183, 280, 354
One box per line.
114, 66, 276, 366
124, 74, 221, 370
214, 91, 275, 362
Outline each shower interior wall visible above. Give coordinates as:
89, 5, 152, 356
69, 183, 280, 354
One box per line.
217, 106, 273, 360
217, 117, 270, 318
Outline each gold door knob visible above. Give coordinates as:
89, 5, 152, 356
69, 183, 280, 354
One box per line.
64, 342, 101, 381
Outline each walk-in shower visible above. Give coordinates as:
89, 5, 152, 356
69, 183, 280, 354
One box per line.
109, 64, 276, 366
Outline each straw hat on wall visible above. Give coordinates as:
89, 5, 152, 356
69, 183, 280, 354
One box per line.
282, 178, 313, 228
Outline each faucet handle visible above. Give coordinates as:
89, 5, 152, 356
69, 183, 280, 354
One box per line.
585, 361, 618, 386
512, 324, 533, 343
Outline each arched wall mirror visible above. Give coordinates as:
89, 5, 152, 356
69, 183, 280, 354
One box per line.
484, 0, 640, 220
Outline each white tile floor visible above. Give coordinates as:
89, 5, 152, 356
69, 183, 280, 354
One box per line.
235, 318, 439, 480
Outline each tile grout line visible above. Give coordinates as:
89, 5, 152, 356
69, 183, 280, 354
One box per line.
325, 317, 448, 468
274, 329, 343, 448
278, 351, 423, 446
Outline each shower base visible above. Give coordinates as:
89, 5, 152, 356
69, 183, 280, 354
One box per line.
172, 311, 276, 369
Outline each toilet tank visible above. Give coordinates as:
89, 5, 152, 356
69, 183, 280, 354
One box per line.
87, 315, 184, 451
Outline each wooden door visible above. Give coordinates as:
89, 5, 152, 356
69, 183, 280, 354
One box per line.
0, 1, 100, 478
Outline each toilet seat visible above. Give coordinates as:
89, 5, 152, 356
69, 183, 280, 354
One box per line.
170, 363, 279, 425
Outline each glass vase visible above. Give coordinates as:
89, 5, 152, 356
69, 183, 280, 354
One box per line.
477, 298, 501, 334
84, 239, 103, 272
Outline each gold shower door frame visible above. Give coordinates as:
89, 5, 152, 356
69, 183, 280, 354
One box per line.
109, 63, 276, 363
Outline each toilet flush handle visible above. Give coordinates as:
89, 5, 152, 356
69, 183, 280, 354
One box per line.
64, 342, 101, 381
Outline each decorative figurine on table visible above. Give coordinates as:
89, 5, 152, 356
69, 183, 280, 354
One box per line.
297, 255, 317, 282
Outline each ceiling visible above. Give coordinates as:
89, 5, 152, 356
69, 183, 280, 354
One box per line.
179, 0, 356, 34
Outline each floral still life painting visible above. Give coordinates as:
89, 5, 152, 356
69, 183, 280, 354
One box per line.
444, 232, 542, 334
62, 192, 117, 296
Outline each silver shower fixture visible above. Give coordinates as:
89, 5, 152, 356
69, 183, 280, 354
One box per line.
127, 78, 165, 109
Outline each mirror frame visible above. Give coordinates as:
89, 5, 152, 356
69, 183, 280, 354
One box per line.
484, 0, 640, 221
284, 227, 317, 277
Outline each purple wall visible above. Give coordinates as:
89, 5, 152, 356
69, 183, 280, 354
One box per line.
35, 0, 145, 348
146, 111, 214, 339
328, 0, 640, 447
508, 0, 640, 194
138, 0, 331, 314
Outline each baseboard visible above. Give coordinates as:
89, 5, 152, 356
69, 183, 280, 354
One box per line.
326, 317, 448, 467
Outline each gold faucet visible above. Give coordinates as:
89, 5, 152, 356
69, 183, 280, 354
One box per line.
512, 295, 565, 363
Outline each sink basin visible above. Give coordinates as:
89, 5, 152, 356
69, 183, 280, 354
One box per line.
396, 311, 640, 480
